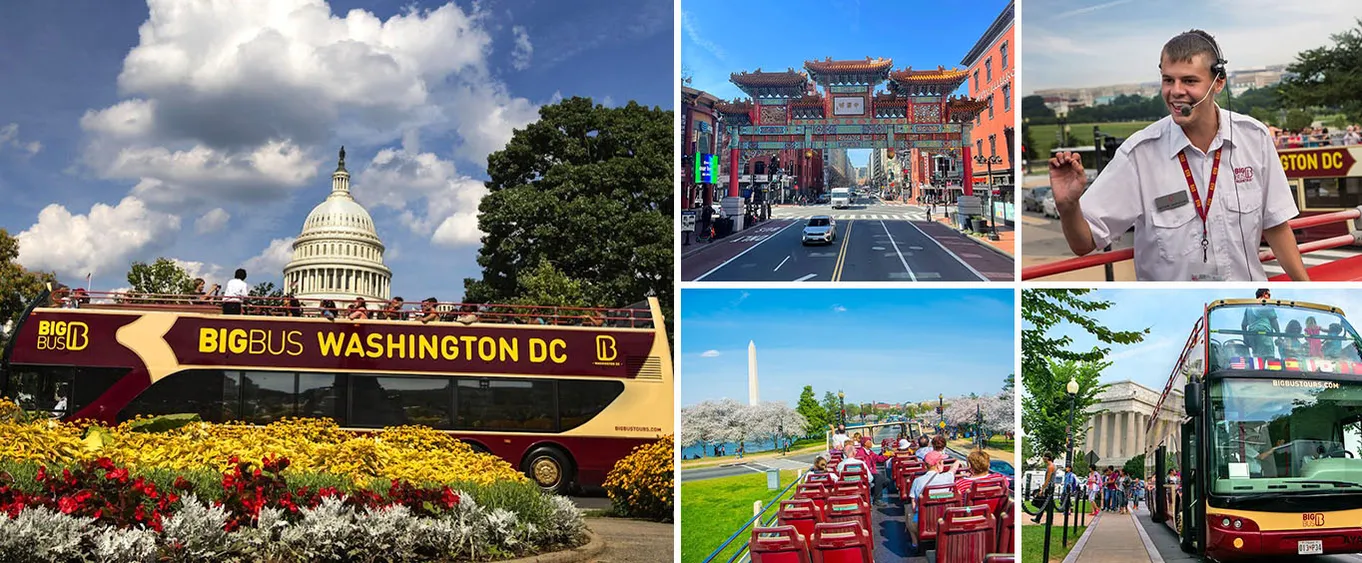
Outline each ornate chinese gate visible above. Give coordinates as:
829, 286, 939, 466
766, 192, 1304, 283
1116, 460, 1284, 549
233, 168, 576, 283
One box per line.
712, 58, 987, 205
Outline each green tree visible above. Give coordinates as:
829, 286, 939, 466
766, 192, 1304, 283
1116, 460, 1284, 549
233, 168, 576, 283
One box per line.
1021, 124, 1037, 172
1003, 373, 1015, 393
1124, 453, 1147, 478
1249, 107, 1279, 128
247, 282, 285, 313
464, 97, 672, 318
795, 386, 828, 437
1028, 359, 1110, 465
0, 229, 57, 344
821, 391, 843, 428
126, 258, 196, 302
1285, 109, 1315, 132
1022, 289, 1148, 462
509, 258, 587, 307
1278, 19, 1362, 122
1022, 95, 1055, 121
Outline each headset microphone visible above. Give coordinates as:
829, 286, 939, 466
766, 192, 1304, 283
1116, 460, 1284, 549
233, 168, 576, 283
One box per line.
1180, 85, 1216, 117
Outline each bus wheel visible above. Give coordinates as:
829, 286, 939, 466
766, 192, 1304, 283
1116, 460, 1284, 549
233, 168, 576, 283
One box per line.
524, 447, 574, 495
465, 441, 492, 455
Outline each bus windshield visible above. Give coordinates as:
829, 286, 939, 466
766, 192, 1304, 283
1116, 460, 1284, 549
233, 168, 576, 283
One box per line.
1207, 304, 1362, 371
832, 188, 850, 197
1209, 378, 1362, 495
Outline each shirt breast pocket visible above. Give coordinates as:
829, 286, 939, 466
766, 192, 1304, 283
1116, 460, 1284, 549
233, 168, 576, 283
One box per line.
1223, 183, 1265, 236
1151, 197, 1200, 262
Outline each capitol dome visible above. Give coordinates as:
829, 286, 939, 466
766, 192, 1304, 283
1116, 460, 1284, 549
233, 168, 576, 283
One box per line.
282, 147, 393, 304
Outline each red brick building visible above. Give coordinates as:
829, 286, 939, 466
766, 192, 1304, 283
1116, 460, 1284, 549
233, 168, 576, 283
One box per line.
960, 0, 1015, 188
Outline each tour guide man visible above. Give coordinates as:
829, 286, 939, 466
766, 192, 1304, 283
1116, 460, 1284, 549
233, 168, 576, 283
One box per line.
1049, 29, 1308, 281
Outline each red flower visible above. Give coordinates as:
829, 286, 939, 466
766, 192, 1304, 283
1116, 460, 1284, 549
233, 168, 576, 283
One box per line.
58, 496, 77, 514
172, 476, 192, 491
35, 466, 47, 482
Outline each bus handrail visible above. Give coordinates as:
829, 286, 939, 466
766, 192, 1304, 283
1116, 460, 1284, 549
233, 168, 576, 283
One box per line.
43, 290, 656, 328
702, 469, 807, 563
1022, 207, 1362, 280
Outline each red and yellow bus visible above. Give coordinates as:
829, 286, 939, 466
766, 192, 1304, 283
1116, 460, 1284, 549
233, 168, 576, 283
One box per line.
1278, 145, 1362, 243
1148, 298, 1362, 559
0, 292, 673, 494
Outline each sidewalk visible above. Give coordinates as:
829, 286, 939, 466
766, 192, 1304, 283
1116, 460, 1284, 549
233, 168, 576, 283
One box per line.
1072, 511, 1153, 563
932, 211, 1016, 258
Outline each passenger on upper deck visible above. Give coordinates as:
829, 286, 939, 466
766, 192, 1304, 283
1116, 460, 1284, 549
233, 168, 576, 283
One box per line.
382, 297, 406, 320
346, 298, 370, 320
953, 449, 1002, 496
831, 424, 850, 450
915, 435, 932, 461
284, 294, 302, 317
222, 269, 249, 315
1242, 288, 1279, 357
809, 456, 830, 475
1276, 320, 1307, 358
853, 438, 891, 505
417, 298, 440, 324
320, 299, 338, 321
908, 450, 957, 542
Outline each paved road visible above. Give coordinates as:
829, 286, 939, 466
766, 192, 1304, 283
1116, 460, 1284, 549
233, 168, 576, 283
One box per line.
1137, 503, 1362, 562
1020, 193, 1362, 280
692, 200, 1005, 282
680, 452, 820, 482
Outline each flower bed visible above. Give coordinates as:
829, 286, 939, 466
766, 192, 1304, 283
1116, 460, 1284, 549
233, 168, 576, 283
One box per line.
603, 435, 673, 521
0, 401, 589, 561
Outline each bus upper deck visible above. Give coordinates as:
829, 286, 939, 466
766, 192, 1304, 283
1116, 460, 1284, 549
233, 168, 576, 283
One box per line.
713, 422, 1014, 563
1, 289, 672, 493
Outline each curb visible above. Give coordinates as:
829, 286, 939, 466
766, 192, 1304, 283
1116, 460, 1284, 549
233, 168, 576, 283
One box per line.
1060, 513, 1100, 563
498, 529, 606, 563
1131, 510, 1163, 563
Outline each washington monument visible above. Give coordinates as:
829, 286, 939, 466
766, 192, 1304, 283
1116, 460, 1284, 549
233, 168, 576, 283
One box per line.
748, 340, 759, 406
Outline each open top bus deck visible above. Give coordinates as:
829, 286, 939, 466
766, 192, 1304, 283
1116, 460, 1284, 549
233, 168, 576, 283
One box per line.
0, 290, 673, 494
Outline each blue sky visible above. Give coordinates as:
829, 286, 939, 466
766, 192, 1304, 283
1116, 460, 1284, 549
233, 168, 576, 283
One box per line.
0, 0, 671, 301
681, 0, 1007, 103
1023, 0, 1362, 92
1030, 288, 1362, 393
680, 289, 1015, 407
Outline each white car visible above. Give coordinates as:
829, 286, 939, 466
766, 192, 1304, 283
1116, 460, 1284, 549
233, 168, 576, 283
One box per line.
1042, 194, 1059, 219
802, 215, 837, 245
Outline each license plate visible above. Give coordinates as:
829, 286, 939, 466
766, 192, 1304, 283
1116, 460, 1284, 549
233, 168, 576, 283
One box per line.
1298, 540, 1323, 555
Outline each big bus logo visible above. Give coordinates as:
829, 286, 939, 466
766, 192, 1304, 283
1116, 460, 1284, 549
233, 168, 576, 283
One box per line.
36, 320, 89, 352
596, 335, 618, 362
1304, 512, 1326, 527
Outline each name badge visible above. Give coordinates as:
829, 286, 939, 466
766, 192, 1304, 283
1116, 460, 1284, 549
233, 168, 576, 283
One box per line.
1155, 190, 1190, 212
1192, 273, 1226, 281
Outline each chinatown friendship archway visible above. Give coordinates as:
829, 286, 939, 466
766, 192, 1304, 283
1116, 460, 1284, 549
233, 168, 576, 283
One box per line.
712, 57, 988, 208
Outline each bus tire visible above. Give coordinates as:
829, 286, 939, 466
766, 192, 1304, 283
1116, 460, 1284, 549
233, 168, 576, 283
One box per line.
465, 441, 492, 455
523, 446, 574, 495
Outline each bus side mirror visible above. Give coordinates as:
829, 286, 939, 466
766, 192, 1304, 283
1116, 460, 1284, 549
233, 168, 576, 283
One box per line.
1184, 380, 1203, 416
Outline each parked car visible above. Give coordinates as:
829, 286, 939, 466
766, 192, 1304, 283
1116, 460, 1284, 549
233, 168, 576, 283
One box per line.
1042, 194, 1059, 219
1023, 187, 1052, 212
801, 215, 837, 245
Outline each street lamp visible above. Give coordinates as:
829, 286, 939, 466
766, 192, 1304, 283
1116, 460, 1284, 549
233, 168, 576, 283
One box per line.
1064, 377, 1080, 545
838, 391, 846, 427
973, 155, 1004, 241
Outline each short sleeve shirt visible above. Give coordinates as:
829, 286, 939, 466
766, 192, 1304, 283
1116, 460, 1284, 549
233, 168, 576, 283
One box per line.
1079, 107, 1298, 281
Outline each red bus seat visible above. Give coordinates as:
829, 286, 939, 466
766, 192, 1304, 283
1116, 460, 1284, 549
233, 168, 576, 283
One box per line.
823, 494, 871, 537
983, 554, 1015, 563
810, 521, 872, 563
996, 497, 1015, 553
833, 480, 869, 504
965, 478, 1008, 515
936, 505, 996, 563
778, 499, 824, 541
750, 525, 812, 563
916, 483, 960, 544
806, 472, 835, 488
795, 483, 830, 513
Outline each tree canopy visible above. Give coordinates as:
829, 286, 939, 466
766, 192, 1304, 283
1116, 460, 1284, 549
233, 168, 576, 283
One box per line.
464, 97, 672, 314
1278, 19, 1362, 122
126, 258, 196, 300
0, 229, 57, 342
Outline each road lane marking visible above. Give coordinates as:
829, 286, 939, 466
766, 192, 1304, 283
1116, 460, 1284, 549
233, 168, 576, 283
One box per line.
794, 273, 816, 282
881, 220, 917, 281
903, 221, 988, 281
693, 220, 802, 281
831, 220, 855, 281
774, 255, 789, 271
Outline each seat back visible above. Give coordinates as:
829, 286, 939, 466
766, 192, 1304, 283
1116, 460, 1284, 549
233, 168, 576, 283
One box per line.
777, 499, 823, 542
823, 494, 871, 537
936, 505, 996, 563
983, 554, 1015, 563
996, 497, 1015, 554
810, 521, 872, 563
749, 525, 811, 563
833, 480, 869, 504
805, 472, 835, 488
795, 483, 830, 513
917, 484, 961, 543
967, 478, 1008, 516
829, 451, 844, 465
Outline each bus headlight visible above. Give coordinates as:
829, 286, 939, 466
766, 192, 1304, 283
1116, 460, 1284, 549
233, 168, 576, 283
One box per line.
1234, 519, 1243, 529
1223, 518, 1231, 527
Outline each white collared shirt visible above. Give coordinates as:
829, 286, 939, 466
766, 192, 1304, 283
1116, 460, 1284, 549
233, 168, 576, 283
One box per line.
1080, 106, 1298, 281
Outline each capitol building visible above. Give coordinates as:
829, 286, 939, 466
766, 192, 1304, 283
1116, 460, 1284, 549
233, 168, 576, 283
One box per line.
282, 147, 392, 303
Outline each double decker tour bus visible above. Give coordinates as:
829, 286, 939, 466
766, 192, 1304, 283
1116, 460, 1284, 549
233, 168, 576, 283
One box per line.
1148, 297, 1362, 559
0, 290, 672, 495
1277, 144, 1362, 243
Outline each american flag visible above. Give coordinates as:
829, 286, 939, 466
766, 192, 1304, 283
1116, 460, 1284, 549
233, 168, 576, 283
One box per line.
1230, 357, 1248, 369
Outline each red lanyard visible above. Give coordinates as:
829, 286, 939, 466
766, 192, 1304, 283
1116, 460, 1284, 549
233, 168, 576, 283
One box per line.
1177, 148, 1222, 263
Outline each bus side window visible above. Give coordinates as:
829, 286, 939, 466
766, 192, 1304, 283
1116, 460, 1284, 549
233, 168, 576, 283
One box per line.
120, 369, 233, 423
8, 366, 74, 416
349, 375, 452, 430
559, 380, 625, 431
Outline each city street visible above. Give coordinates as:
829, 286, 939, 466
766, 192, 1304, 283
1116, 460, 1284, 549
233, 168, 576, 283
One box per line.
686, 199, 1013, 282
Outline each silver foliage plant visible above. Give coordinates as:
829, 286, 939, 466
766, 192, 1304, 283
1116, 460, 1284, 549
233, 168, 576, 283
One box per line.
0, 488, 589, 562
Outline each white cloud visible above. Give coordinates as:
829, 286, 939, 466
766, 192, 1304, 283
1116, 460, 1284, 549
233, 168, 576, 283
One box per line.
79, 0, 539, 210
680, 11, 724, 61
15, 197, 181, 282
0, 123, 41, 156
511, 25, 532, 70
242, 237, 296, 280
171, 258, 224, 285
354, 146, 487, 247
194, 207, 231, 234
701, 350, 721, 358
832, 305, 848, 313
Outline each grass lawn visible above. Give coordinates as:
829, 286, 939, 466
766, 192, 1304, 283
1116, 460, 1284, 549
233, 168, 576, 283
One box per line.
1026, 122, 1153, 169
1023, 524, 1087, 562
680, 469, 802, 563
